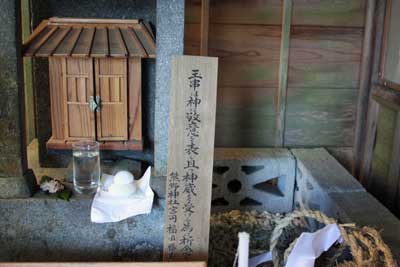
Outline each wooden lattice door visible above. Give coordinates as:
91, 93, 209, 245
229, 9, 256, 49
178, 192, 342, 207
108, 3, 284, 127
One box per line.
95, 58, 128, 141
63, 58, 95, 140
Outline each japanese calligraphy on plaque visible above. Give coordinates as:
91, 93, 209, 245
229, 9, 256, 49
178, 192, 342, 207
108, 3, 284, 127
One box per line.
163, 56, 218, 261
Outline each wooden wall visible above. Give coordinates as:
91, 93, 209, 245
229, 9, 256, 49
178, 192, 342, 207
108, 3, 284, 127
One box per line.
362, 87, 400, 217
184, 0, 365, 156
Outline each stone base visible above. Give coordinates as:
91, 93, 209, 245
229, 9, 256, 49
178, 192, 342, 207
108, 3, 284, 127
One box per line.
0, 169, 36, 198
0, 193, 164, 262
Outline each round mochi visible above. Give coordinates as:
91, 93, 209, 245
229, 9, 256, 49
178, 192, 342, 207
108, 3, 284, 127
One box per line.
108, 183, 136, 197
113, 171, 134, 185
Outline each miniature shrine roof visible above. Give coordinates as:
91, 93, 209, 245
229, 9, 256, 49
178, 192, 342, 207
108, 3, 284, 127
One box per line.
23, 17, 156, 58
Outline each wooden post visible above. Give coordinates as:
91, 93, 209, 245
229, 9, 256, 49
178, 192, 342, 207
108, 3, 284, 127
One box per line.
199, 0, 209, 56
353, 0, 377, 178
275, 0, 293, 147
387, 111, 400, 209
163, 56, 218, 261
360, 99, 380, 187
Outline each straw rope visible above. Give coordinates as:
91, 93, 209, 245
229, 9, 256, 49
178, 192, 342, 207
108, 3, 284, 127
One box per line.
270, 209, 397, 267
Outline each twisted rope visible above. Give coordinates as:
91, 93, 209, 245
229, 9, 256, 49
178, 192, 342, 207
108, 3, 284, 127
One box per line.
270, 210, 397, 267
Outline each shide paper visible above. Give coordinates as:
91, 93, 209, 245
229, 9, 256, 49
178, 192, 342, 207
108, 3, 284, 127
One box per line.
241, 223, 342, 267
91, 167, 153, 223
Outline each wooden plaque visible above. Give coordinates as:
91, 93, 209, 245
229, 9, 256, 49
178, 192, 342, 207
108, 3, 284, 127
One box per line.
163, 56, 218, 261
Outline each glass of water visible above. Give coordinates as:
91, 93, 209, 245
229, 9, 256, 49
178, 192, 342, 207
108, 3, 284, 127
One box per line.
72, 141, 101, 194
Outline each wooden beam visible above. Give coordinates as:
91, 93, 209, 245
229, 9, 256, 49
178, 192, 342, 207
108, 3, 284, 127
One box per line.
49, 17, 139, 25
372, 85, 400, 110
199, 0, 209, 56
353, 0, 377, 178
387, 111, 400, 209
24, 26, 58, 56
23, 19, 49, 45
360, 99, 380, 187
275, 0, 292, 147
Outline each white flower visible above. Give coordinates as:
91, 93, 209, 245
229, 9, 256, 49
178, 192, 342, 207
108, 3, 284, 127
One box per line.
40, 179, 64, 193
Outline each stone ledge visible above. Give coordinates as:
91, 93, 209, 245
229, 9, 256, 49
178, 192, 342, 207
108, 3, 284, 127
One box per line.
291, 148, 365, 193
327, 191, 400, 260
0, 170, 36, 198
0, 193, 165, 262
293, 148, 400, 261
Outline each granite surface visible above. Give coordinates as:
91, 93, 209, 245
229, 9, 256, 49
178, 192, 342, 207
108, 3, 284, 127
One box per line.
0, 0, 24, 177
0, 194, 165, 262
0, 0, 35, 197
154, 0, 185, 176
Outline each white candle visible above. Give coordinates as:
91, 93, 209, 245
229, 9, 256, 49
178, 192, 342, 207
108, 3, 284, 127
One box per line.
238, 232, 250, 267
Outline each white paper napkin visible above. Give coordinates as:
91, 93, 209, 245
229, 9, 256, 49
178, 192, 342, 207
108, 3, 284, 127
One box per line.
91, 167, 154, 223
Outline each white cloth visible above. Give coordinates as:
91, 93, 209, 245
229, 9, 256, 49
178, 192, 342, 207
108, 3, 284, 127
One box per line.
91, 167, 153, 223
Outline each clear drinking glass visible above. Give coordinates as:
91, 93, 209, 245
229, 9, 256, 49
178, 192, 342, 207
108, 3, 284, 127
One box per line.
72, 141, 101, 194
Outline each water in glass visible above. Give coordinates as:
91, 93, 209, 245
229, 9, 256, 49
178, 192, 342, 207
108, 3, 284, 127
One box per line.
72, 141, 101, 194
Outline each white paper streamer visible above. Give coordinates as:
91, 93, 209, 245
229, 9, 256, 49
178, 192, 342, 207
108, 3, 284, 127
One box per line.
285, 223, 342, 267
91, 167, 153, 223
248, 251, 272, 267
247, 223, 342, 267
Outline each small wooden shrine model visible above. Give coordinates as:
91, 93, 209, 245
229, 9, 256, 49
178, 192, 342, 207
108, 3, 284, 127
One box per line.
23, 17, 156, 151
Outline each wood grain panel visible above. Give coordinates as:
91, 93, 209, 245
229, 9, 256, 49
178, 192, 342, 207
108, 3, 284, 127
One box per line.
133, 25, 156, 57
120, 28, 147, 57
185, 0, 282, 25
110, 78, 121, 102
370, 105, 397, 205
67, 104, 94, 138
288, 26, 363, 89
91, 27, 108, 57
95, 58, 128, 140
49, 57, 65, 139
388, 112, 400, 210
53, 27, 82, 56
108, 27, 127, 57
71, 27, 95, 57
184, 23, 200, 56
67, 77, 77, 102
209, 24, 281, 88
215, 87, 276, 147
99, 77, 110, 102
360, 99, 380, 186
64, 58, 95, 139
276, 0, 293, 147
128, 58, 142, 141
24, 26, 58, 56
285, 89, 357, 146
35, 27, 71, 57
77, 77, 87, 102
215, 109, 276, 147
292, 0, 366, 27
185, 0, 364, 26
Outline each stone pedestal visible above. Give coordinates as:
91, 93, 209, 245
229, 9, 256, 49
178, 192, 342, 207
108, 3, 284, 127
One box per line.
0, 0, 35, 198
154, 0, 185, 176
